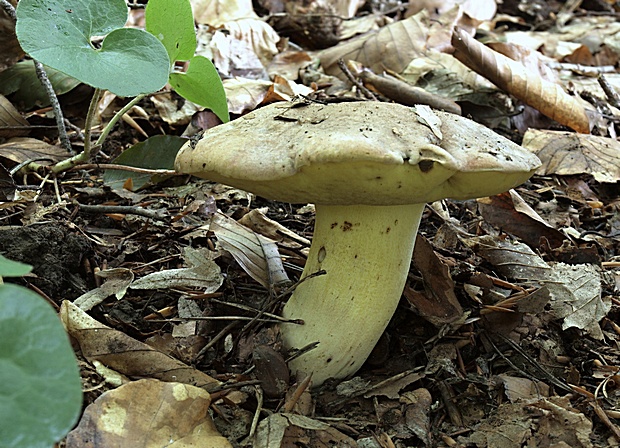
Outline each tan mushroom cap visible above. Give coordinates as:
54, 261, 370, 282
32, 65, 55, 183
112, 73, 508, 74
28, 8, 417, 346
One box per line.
175, 102, 540, 205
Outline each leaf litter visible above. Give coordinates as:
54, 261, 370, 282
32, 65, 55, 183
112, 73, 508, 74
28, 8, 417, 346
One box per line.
4, 0, 620, 446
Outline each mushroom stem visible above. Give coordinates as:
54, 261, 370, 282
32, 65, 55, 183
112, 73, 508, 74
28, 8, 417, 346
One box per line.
281, 203, 425, 386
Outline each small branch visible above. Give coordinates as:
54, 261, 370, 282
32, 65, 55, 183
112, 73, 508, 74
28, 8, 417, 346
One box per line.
0, 0, 72, 154
69, 163, 176, 175
0, 0, 16, 20
75, 202, 168, 221
34, 61, 72, 153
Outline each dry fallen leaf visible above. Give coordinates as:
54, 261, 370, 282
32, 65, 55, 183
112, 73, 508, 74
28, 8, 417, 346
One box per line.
74, 267, 134, 311
60, 301, 220, 389
523, 129, 620, 183
66, 379, 232, 448
318, 9, 447, 77
130, 247, 224, 291
451, 27, 591, 133
465, 236, 609, 339
210, 212, 290, 289
406, 235, 463, 326
191, 0, 257, 27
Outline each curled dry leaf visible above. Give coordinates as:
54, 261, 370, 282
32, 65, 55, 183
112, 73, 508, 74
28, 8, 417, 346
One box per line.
60, 301, 220, 389
523, 129, 620, 183
405, 235, 464, 326
210, 212, 290, 289
66, 379, 232, 448
451, 27, 590, 133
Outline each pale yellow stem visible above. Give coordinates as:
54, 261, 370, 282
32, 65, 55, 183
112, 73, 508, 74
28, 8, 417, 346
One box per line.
280, 203, 424, 386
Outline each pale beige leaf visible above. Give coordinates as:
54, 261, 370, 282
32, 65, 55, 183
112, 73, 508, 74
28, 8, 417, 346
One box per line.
238, 207, 310, 248
452, 27, 590, 133
318, 10, 436, 77
191, 0, 257, 27
220, 18, 280, 66
74, 268, 134, 311
60, 301, 220, 389
210, 212, 290, 288
66, 379, 232, 448
223, 78, 274, 115
523, 129, 620, 183
130, 247, 223, 290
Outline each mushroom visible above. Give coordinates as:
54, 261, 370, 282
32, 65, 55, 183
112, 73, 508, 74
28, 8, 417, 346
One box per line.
175, 101, 540, 386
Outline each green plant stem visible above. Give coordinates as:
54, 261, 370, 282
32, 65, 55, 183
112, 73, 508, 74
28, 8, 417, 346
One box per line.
52, 88, 103, 173
96, 93, 146, 146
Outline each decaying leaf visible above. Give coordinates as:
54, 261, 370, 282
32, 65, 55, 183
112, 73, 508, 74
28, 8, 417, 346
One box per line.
66, 379, 232, 448
406, 235, 463, 326
130, 247, 223, 291
451, 27, 590, 133
74, 267, 134, 311
465, 236, 609, 339
523, 129, 620, 183
60, 301, 220, 389
192, 0, 258, 27
252, 413, 357, 447
318, 10, 436, 76
210, 212, 290, 289
0, 137, 66, 166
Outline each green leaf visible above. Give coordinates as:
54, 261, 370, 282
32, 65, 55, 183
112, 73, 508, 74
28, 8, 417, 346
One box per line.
0, 60, 80, 110
0, 255, 32, 278
146, 0, 197, 63
103, 135, 186, 190
169, 56, 229, 123
15, 0, 170, 97
0, 284, 82, 447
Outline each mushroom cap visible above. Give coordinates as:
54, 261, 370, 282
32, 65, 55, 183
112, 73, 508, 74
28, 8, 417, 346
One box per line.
175, 102, 540, 205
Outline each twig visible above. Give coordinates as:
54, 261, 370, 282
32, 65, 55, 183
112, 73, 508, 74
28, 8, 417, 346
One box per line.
0, 0, 72, 154
337, 59, 378, 100
195, 320, 238, 362
247, 386, 264, 440
598, 74, 620, 109
210, 297, 303, 323
0, 0, 16, 20
69, 163, 176, 175
34, 61, 72, 153
75, 202, 168, 221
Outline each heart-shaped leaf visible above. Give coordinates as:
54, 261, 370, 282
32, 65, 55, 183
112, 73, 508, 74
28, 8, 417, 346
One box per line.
0, 255, 32, 277
0, 283, 83, 447
170, 56, 229, 123
146, 0, 196, 63
15, 0, 170, 97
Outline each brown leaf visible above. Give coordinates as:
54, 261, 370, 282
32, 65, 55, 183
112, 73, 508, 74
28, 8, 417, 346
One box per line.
60, 301, 220, 390
406, 235, 463, 326
451, 27, 590, 133
523, 129, 620, 182
319, 9, 455, 77
477, 191, 566, 249
66, 379, 232, 448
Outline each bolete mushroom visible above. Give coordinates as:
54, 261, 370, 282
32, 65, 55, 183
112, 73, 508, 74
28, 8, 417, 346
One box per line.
175, 101, 540, 386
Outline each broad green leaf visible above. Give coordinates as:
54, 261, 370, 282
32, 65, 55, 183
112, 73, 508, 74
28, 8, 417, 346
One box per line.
0, 284, 82, 447
146, 0, 196, 63
0, 255, 32, 277
0, 60, 80, 110
15, 0, 170, 97
169, 56, 229, 123
103, 135, 186, 190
